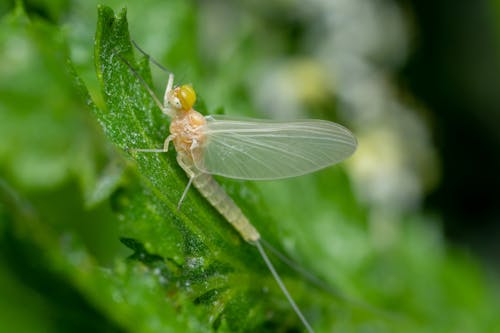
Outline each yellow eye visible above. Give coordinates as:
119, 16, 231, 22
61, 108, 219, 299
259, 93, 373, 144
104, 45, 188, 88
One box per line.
178, 84, 196, 111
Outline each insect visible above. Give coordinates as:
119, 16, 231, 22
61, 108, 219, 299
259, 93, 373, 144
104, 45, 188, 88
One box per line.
124, 49, 357, 333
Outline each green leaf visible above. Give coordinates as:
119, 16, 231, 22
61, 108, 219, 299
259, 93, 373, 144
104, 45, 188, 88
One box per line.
2, 3, 500, 333
92, 6, 500, 332
93, 6, 337, 332
91, 6, 500, 333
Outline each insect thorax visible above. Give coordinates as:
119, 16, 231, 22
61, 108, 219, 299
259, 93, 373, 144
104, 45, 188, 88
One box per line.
170, 110, 207, 158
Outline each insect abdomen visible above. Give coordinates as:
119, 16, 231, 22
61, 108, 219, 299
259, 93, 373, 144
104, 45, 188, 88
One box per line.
193, 173, 260, 242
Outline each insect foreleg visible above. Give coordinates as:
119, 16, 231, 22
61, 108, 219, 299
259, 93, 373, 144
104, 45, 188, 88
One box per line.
159, 73, 176, 117
164, 73, 174, 108
129, 134, 175, 154
163, 134, 175, 152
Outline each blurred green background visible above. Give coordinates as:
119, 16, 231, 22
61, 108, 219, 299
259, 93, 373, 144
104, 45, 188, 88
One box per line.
1, 0, 499, 332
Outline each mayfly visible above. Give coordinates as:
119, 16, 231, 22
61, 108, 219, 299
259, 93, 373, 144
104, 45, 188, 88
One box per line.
123, 50, 357, 333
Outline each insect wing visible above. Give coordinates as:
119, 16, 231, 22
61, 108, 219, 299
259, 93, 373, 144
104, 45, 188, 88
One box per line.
193, 116, 357, 180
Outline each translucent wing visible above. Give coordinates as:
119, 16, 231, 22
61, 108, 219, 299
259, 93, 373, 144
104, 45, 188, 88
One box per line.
193, 115, 357, 180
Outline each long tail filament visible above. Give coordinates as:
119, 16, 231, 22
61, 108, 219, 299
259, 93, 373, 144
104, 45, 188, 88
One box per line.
254, 240, 315, 333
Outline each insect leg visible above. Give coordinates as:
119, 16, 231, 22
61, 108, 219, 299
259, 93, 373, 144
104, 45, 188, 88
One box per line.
128, 135, 171, 153
177, 175, 195, 211
157, 73, 177, 117
129, 135, 175, 153
163, 134, 175, 152
164, 73, 174, 108
129, 148, 166, 153
175, 155, 198, 210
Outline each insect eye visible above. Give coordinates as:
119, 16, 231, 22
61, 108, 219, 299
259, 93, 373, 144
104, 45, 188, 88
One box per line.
178, 85, 196, 111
